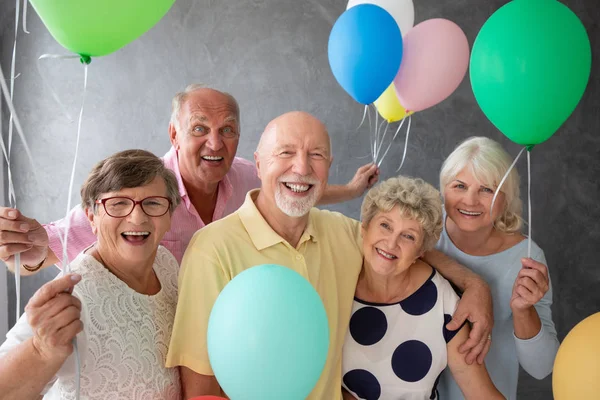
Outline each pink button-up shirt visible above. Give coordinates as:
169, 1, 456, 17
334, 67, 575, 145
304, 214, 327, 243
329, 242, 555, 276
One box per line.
45, 147, 261, 266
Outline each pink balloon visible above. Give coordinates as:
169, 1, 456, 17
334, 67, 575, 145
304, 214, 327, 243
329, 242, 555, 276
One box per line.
393, 19, 469, 112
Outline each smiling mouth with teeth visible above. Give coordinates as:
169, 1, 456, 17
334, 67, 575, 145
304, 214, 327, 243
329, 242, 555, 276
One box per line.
283, 182, 313, 193
376, 248, 397, 260
458, 209, 483, 216
201, 156, 224, 161
121, 231, 150, 242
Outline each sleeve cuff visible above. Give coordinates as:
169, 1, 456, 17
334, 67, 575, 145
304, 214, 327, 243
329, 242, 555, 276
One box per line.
513, 323, 545, 344
165, 353, 214, 376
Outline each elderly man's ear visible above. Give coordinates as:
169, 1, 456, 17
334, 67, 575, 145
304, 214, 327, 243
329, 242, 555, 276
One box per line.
169, 123, 180, 150
85, 207, 98, 235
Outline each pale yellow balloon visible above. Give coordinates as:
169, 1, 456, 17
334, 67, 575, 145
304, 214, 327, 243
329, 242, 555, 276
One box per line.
553, 312, 600, 399
373, 84, 411, 123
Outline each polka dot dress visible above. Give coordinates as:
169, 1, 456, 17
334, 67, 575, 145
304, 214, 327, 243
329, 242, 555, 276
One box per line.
342, 269, 462, 400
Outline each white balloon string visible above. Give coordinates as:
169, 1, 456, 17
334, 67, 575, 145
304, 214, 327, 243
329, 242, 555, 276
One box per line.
8, 0, 21, 155
376, 113, 407, 168
22, 0, 30, 34
0, 64, 37, 186
357, 104, 368, 133
394, 114, 412, 173
527, 149, 532, 258
56, 62, 88, 400
376, 120, 390, 161
490, 146, 526, 222
37, 54, 80, 123
374, 118, 386, 161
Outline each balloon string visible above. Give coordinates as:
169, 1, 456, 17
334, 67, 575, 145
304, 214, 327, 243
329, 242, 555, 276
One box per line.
375, 120, 389, 161
376, 113, 408, 168
37, 54, 84, 123
394, 115, 412, 173
527, 149, 532, 258
22, 0, 30, 34
54, 62, 88, 400
490, 146, 526, 222
366, 105, 375, 164
8, 0, 21, 196
357, 104, 368, 131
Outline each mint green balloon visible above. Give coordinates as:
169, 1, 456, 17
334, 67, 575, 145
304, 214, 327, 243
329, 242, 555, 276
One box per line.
207, 264, 329, 400
29, 0, 175, 57
470, 0, 591, 146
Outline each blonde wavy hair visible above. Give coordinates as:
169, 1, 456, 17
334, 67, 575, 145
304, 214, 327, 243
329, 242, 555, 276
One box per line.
439, 136, 523, 233
361, 176, 443, 252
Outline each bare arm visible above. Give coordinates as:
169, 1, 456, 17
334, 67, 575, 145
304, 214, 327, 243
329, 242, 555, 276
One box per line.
181, 367, 228, 399
422, 249, 494, 364
0, 274, 82, 399
423, 249, 482, 291
342, 388, 357, 400
318, 163, 379, 205
447, 324, 505, 400
0, 338, 66, 399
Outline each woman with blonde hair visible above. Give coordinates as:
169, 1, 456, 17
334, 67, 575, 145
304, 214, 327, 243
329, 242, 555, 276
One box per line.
436, 137, 559, 400
342, 176, 503, 399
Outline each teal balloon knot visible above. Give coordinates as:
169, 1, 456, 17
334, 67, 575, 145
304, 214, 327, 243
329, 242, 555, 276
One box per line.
526, 144, 535, 152
79, 55, 91, 65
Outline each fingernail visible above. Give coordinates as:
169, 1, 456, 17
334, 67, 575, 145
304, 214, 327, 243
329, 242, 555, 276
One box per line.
8, 211, 16, 218
27, 234, 36, 241
71, 274, 82, 282
19, 223, 29, 231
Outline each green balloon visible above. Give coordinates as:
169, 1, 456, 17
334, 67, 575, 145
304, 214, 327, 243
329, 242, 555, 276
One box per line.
470, 0, 591, 146
29, 0, 175, 58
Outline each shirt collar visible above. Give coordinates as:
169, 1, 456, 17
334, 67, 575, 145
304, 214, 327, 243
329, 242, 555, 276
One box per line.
163, 146, 189, 200
238, 189, 318, 251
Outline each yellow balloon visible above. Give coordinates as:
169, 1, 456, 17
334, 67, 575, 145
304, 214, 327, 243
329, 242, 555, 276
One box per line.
553, 312, 600, 399
373, 84, 411, 123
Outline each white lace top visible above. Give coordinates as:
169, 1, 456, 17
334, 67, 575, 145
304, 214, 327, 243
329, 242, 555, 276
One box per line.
0, 245, 181, 399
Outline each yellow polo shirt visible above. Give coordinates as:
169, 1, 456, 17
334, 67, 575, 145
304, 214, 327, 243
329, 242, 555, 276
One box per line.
166, 189, 363, 399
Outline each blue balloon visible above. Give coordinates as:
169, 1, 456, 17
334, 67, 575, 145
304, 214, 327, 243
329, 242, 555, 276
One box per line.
328, 4, 403, 104
207, 264, 329, 400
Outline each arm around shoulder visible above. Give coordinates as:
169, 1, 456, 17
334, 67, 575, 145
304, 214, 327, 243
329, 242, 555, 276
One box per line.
447, 324, 505, 400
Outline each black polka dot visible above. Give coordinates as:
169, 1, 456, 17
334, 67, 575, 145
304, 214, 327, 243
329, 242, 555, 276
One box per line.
400, 279, 437, 316
443, 313, 461, 343
350, 306, 388, 346
391, 340, 433, 382
343, 369, 381, 400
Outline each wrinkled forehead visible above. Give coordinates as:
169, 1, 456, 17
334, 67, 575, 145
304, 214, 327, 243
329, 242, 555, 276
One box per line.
182, 90, 239, 123
276, 121, 330, 150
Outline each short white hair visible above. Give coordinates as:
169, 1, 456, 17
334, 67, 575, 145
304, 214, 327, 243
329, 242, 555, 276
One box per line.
439, 136, 523, 233
169, 84, 240, 132
361, 176, 443, 252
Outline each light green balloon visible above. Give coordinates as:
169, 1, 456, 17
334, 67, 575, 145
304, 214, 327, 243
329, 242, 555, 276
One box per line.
29, 0, 175, 58
470, 0, 591, 146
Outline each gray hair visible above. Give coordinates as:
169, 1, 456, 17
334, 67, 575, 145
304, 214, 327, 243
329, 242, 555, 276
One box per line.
361, 176, 443, 252
439, 136, 522, 233
81, 149, 180, 213
169, 83, 240, 132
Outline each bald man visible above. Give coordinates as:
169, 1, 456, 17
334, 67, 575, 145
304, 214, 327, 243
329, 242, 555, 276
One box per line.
0, 85, 378, 272
166, 112, 493, 399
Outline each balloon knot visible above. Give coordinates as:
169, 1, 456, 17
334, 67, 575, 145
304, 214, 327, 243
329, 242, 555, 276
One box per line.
79, 55, 91, 65
526, 144, 535, 152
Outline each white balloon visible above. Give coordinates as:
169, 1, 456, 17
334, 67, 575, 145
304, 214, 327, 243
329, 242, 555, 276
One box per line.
346, 0, 415, 37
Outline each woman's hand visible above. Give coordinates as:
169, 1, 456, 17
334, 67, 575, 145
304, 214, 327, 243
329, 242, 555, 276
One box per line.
26, 274, 83, 362
510, 258, 549, 312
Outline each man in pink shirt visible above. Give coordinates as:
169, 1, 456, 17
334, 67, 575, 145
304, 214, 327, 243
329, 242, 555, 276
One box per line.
0, 84, 379, 272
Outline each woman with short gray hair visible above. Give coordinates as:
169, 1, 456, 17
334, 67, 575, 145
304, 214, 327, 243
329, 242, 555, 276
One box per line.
0, 149, 182, 399
342, 176, 503, 399
436, 137, 559, 400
